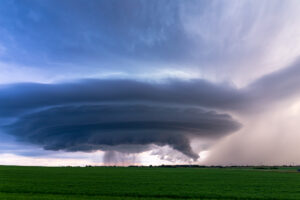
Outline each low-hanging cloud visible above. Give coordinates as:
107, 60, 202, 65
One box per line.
1, 59, 300, 160
3, 105, 240, 160
1, 58, 300, 116
0, 78, 243, 117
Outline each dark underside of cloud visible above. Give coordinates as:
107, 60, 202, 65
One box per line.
4, 105, 240, 160
1, 59, 300, 160
0, 78, 245, 160
0, 78, 243, 117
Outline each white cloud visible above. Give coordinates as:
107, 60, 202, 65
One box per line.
180, 0, 300, 86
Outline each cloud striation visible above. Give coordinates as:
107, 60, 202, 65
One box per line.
1, 59, 300, 160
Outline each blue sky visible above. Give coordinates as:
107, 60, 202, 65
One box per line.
1, 0, 300, 166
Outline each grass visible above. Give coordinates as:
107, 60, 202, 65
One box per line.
1, 166, 300, 200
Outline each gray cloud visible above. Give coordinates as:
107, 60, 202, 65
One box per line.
0, 78, 242, 117
3, 105, 240, 160
1, 59, 300, 160
1, 58, 300, 117
244, 58, 300, 111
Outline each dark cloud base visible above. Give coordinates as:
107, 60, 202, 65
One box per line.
4, 105, 240, 160
2, 58, 300, 161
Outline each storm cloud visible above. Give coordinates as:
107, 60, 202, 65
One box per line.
1, 58, 300, 116
1, 58, 300, 160
3, 104, 240, 160
0, 78, 242, 117
0, 78, 243, 160
2, 0, 300, 166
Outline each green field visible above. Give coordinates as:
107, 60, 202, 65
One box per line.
1, 166, 300, 200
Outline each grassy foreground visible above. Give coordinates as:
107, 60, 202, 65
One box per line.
1, 166, 300, 200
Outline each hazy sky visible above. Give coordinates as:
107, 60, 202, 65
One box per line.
1, 0, 300, 166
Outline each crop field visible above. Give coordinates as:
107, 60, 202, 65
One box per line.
1, 166, 300, 200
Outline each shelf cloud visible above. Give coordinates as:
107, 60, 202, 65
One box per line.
4, 105, 240, 160
1, 59, 300, 160
1, 0, 300, 165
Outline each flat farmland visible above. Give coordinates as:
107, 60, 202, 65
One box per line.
0, 166, 300, 200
